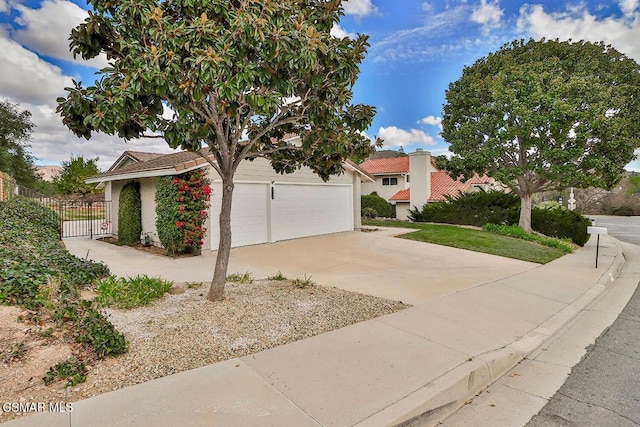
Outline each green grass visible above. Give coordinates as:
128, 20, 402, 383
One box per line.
94, 275, 173, 309
267, 271, 288, 281
291, 275, 314, 288
363, 219, 566, 264
226, 271, 254, 284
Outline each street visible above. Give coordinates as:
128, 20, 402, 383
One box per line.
527, 215, 640, 426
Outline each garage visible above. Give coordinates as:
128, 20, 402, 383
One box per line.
210, 181, 354, 248
88, 150, 371, 252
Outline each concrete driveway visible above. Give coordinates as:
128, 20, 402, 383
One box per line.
64, 228, 538, 305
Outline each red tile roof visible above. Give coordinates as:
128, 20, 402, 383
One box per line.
388, 172, 494, 202
389, 188, 410, 201
428, 171, 468, 201
359, 157, 409, 174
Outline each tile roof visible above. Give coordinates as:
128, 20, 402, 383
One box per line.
91, 148, 373, 182
92, 150, 210, 180
125, 151, 165, 162
389, 188, 410, 201
428, 171, 469, 201
388, 172, 494, 202
359, 157, 409, 174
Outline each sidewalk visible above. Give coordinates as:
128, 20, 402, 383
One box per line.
3, 234, 634, 427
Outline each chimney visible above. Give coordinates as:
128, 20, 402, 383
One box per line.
409, 149, 431, 210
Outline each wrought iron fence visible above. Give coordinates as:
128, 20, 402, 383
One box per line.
1, 180, 113, 238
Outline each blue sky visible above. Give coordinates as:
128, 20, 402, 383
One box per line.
1, 0, 640, 171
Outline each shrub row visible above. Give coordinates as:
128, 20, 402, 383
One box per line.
408, 190, 591, 246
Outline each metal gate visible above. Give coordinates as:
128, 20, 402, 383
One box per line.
5, 184, 114, 239
52, 200, 113, 238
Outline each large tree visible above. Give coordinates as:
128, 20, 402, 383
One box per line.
442, 39, 640, 232
54, 155, 102, 195
0, 100, 38, 188
57, 0, 378, 301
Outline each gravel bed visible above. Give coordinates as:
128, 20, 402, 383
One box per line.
1, 279, 408, 422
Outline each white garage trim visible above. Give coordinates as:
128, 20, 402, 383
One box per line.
210, 180, 353, 249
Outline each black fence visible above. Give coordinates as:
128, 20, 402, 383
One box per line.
4, 184, 113, 238
49, 199, 114, 238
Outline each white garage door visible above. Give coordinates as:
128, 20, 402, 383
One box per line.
272, 183, 353, 242
210, 182, 270, 248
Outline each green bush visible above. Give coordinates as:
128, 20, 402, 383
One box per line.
0, 198, 109, 308
531, 207, 591, 246
155, 171, 211, 256
43, 357, 87, 386
361, 192, 394, 218
118, 182, 142, 245
482, 223, 573, 253
95, 275, 173, 309
408, 190, 591, 246
53, 299, 128, 358
362, 207, 377, 218
409, 190, 520, 226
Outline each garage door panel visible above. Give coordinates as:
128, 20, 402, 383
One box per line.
210, 182, 270, 248
272, 184, 352, 242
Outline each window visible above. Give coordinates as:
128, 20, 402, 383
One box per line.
382, 177, 398, 186
406, 175, 410, 183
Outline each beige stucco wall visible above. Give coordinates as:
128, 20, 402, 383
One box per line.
225, 158, 353, 185
361, 174, 407, 200
395, 203, 412, 221
139, 177, 161, 247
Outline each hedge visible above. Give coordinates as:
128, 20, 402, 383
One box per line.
118, 182, 142, 245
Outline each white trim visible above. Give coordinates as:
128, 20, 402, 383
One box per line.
343, 162, 375, 182
273, 181, 352, 187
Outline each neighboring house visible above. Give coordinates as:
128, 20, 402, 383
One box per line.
86, 144, 374, 249
359, 149, 496, 220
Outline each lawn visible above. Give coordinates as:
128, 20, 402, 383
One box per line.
363, 220, 567, 264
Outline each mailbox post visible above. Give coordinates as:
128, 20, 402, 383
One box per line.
587, 226, 608, 268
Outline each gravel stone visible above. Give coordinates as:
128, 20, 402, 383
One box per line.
1, 280, 408, 422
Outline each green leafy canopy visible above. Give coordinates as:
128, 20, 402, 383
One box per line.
56, 0, 380, 179
443, 38, 640, 195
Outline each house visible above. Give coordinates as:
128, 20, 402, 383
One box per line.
359, 149, 496, 220
86, 142, 374, 249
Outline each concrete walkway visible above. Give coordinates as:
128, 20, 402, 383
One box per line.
3, 231, 635, 427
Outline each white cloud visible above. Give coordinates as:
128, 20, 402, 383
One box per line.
0, 0, 8, 13
421, 2, 434, 12
370, 4, 508, 64
13, 0, 109, 69
417, 115, 443, 129
0, 35, 72, 105
331, 23, 356, 39
378, 126, 436, 147
517, 4, 640, 62
619, 0, 638, 17
342, 0, 379, 18
471, 0, 503, 34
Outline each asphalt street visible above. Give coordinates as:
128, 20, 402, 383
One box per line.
527, 215, 640, 427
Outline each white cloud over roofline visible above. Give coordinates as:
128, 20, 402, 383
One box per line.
378, 126, 437, 147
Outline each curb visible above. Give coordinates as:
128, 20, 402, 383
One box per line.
357, 237, 626, 427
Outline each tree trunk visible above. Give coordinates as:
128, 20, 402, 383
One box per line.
519, 192, 533, 233
207, 180, 234, 301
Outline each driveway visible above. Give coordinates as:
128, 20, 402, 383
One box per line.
64, 228, 538, 305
